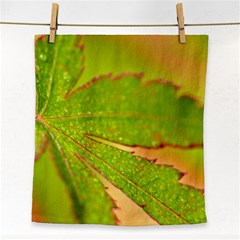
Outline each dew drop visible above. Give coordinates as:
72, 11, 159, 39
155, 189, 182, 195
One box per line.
39, 54, 47, 62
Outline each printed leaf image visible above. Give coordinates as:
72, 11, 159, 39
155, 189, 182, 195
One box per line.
32, 35, 208, 225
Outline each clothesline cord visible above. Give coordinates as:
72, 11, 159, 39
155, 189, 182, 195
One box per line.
0, 21, 240, 27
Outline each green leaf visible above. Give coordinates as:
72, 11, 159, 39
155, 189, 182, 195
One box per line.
32, 134, 80, 223
33, 35, 207, 225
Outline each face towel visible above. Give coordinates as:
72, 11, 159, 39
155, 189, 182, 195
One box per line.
32, 35, 208, 225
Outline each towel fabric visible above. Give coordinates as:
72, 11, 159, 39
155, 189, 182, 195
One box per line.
32, 35, 208, 225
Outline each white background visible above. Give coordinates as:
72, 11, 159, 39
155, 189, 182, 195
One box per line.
0, 0, 239, 240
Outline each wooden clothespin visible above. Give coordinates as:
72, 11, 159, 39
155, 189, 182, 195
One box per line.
176, 3, 186, 44
49, 3, 59, 43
